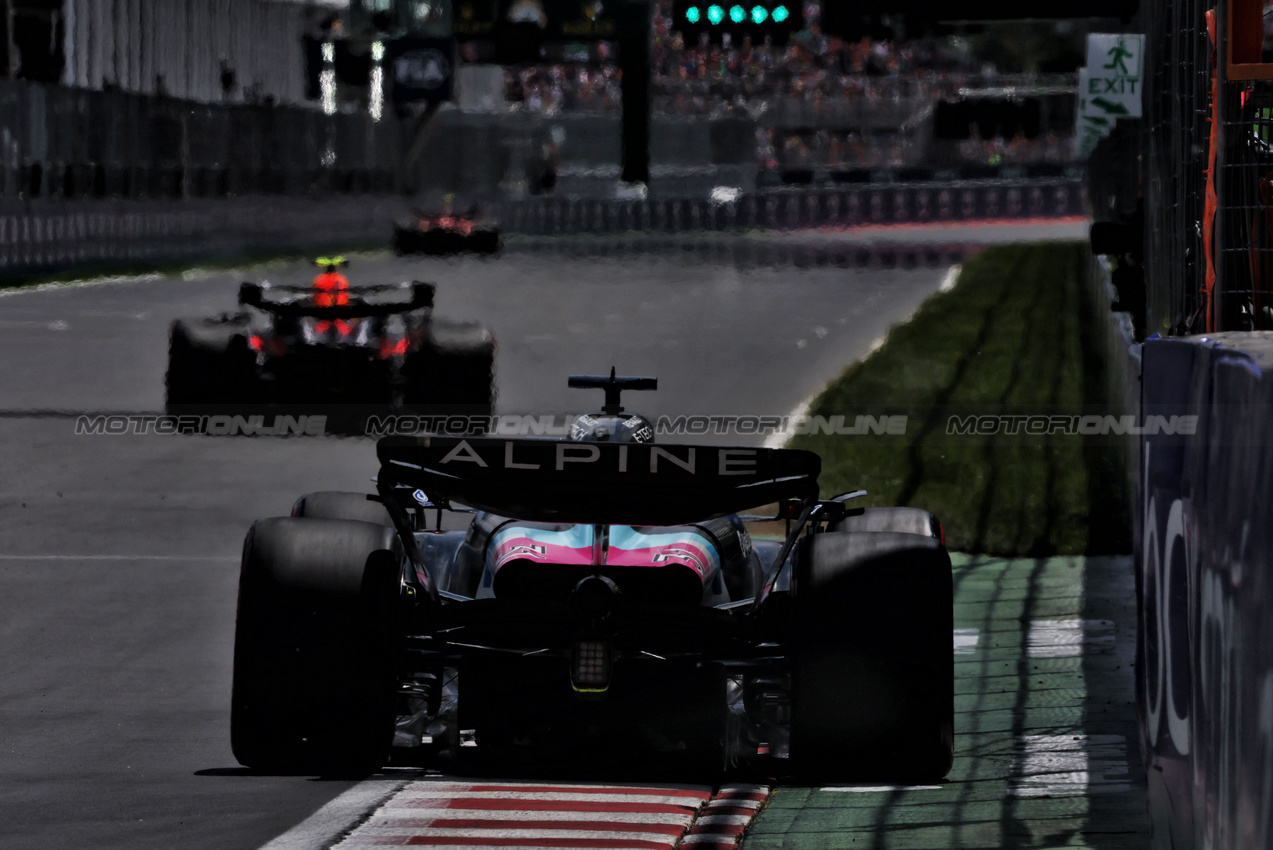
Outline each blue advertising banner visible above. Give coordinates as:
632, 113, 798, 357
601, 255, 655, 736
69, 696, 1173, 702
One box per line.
1139, 335, 1273, 849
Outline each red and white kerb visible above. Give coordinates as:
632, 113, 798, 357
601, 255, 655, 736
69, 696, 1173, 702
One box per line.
331, 781, 771, 849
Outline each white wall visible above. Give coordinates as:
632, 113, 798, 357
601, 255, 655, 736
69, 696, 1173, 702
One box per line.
61, 0, 320, 105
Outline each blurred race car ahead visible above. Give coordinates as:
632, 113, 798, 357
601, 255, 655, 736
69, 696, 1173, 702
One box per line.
165, 259, 494, 419
230, 372, 953, 780
392, 208, 501, 256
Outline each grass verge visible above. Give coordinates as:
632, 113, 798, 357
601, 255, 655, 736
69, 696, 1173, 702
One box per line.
790, 241, 1131, 556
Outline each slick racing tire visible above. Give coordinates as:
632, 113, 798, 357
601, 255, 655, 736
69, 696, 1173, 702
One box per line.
292, 491, 395, 528
790, 530, 953, 782
468, 229, 501, 255
231, 517, 401, 774
829, 506, 943, 540
403, 321, 495, 416
165, 317, 256, 409
392, 225, 425, 255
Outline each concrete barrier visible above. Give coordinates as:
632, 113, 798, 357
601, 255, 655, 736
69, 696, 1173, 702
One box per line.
0, 179, 1085, 277
497, 178, 1085, 236
1086, 241, 1273, 850
1090, 254, 1142, 497
0, 195, 410, 276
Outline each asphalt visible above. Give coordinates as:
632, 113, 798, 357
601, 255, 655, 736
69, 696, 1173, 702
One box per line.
0, 220, 1136, 850
0, 235, 965, 850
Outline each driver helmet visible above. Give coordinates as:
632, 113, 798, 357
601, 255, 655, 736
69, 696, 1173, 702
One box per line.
568, 412, 654, 443
314, 255, 348, 270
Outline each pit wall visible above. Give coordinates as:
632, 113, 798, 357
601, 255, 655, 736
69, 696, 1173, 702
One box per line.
1137, 331, 1273, 849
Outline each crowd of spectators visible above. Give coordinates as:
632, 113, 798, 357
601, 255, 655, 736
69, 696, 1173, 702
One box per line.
505, 65, 622, 114
942, 129, 1073, 166
764, 128, 918, 170
495, 2, 1079, 168
647, 1, 970, 115
500, 2, 975, 116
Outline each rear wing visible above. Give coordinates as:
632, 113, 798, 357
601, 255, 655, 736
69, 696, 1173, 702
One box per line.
238, 281, 434, 320
377, 436, 820, 526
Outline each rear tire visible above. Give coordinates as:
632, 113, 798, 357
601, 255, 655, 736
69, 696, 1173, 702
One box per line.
292, 492, 395, 527
790, 530, 953, 782
469, 229, 501, 255
230, 517, 401, 774
165, 317, 255, 409
392, 225, 422, 255
830, 506, 942, 539
403, 321, 495, 416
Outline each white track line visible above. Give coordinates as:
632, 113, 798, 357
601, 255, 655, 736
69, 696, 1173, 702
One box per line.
819, 784, 942, 792
761, 262, 959, 451
0, 273, 164, 298
256, 773, 424, 850
939, 264, 962, 292
0, 554, 238, 561
762, 397, 808, 450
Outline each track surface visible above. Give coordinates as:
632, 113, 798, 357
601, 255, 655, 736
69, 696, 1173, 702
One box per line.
0, 233, 963, 850
0, 221, 1136, 850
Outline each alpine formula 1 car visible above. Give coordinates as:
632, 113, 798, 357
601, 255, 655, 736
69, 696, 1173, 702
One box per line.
392, 209, 501, 256
165, 277, 494, 420
229, 372, 953, 779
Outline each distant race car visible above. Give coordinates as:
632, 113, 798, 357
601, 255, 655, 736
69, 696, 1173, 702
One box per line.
392, 210, 501, 256
229, 371, 953, 779
165, 271, 494, 419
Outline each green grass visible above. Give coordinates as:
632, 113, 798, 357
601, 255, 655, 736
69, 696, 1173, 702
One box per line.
790, 241, 1131, 556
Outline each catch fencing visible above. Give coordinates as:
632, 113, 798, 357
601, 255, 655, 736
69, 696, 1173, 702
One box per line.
1137, 0, 1273, 334
498, 178, 1086, 235
0, 177, 1084, 276
0, 78, 401, 209
0, 195, 408, 275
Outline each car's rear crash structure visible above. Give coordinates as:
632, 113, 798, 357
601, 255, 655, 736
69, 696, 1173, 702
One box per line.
230, 429, 952, 779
